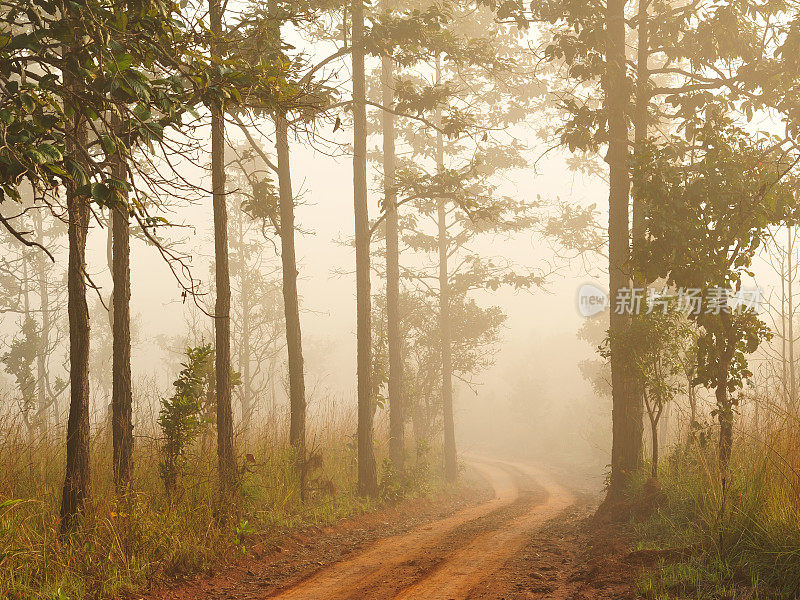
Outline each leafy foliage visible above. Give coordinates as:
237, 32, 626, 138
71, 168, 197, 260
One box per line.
158, 344, 215, 495
1, 318, 40, 426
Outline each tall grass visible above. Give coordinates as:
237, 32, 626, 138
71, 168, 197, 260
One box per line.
633, 395, 800, 599
0, 394, 440, 600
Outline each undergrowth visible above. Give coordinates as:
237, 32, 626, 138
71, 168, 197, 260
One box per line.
631, 418, 800, 600
0, 413, 445, 600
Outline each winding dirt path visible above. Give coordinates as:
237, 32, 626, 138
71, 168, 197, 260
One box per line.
262, 457, 575, 600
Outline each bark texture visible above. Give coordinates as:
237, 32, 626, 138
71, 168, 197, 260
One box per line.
111, 141, 133, 492
276, 110, 307, 485
210, 0, 236, 496
605, 0, 642, 501
60, 103, 91, 533
352, 0, 378, 497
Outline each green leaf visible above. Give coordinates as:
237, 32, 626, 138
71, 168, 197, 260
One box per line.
100, 134, 117, 156
36, 143, 62, 163
91, 182, 114, 205
64, 158, 88, 186
114, 53, 134, 71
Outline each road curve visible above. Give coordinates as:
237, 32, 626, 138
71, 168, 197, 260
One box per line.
262, 457, 574, 600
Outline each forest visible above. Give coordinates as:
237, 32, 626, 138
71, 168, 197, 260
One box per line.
2, 0, 800, 598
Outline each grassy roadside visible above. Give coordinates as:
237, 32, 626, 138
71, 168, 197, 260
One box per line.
629, 433, 800, 600
0, 418, 450, 600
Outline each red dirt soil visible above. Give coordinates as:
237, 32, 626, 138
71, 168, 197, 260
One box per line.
137, 457, 640, 600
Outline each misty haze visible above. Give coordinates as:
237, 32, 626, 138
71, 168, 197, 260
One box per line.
1, 0, 800, 598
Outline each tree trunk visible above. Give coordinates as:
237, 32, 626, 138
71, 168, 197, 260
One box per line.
382, 33, 404, 472
658, 399, 670, 450
352, 0, 378, 497
210, 0, 235, 497
782, 238, 788, 406
21, 248, 35, 441
631, 0, 648, 251
788, 227, 796, 409
717, 378, 733, 471
717, 312, 736, 472
650, 415, 658, 479
605, 0, 641, 502
238, 210, 253, 430
435, 57, 457, 482
60, 104, 91, 533
111, 136, 133, 493
275, 110, 307, 491
33, 210, 51, 436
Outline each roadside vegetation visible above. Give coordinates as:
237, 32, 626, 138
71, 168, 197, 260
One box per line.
631, 404, 800, 599
0, 402, 446, 600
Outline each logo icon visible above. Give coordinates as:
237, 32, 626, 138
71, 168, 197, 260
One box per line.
577, 283, 609, 317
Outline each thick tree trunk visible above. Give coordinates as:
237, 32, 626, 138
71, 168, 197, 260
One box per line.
210, 0, 235, 496
352, 0, 378, 497
60, 107, 91, 533
605, 0, 641, 501
275, 110, 307, 489
111, 142, 133, 493
382, 39, 404, 472
434, 59, 457, 482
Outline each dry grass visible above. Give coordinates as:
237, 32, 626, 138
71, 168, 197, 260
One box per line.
0, 394, 440, 600
633, 393, 800, 599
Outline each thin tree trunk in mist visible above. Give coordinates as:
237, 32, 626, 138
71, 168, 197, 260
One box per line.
658, 400, 670, 453
782, 246, 789, 406
650, 413, 659, 479
435, 57, 456, 482
111, 132, 133, 493
605, 0, 642, 503
210, 0, 236, 497
788, 227, 796, 409
21, 249, 35, 439
33, 209, 51, 435
382, 38, 404, 472
353, 0, 378, 497
717, 312, 735, 472
631, 0, 648, 250
61, 96, 91, 533
237, 210, 253, 429
275, 111, 307, 490
717, 381, 733, 470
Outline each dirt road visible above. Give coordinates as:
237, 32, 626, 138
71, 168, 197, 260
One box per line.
262, 456, 574, 600
148, 457, 638, 600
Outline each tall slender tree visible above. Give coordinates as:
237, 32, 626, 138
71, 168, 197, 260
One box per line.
353, 0, 378, 497
380, 0, 404, 472
276, 103, 308, 486
60, 73, 92, 532
604, 0, 640, 501
268, 0, 308, 491
210, 0, 236, 497
110, 117, 133, 493
432, 57, 456, 481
